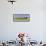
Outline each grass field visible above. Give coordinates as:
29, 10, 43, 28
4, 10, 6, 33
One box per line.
16, 18, 30, 20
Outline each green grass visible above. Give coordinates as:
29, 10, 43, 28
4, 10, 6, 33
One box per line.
16, 18, 30, 20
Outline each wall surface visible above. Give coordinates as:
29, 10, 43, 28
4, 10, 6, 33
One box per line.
0, 0, 46, 41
